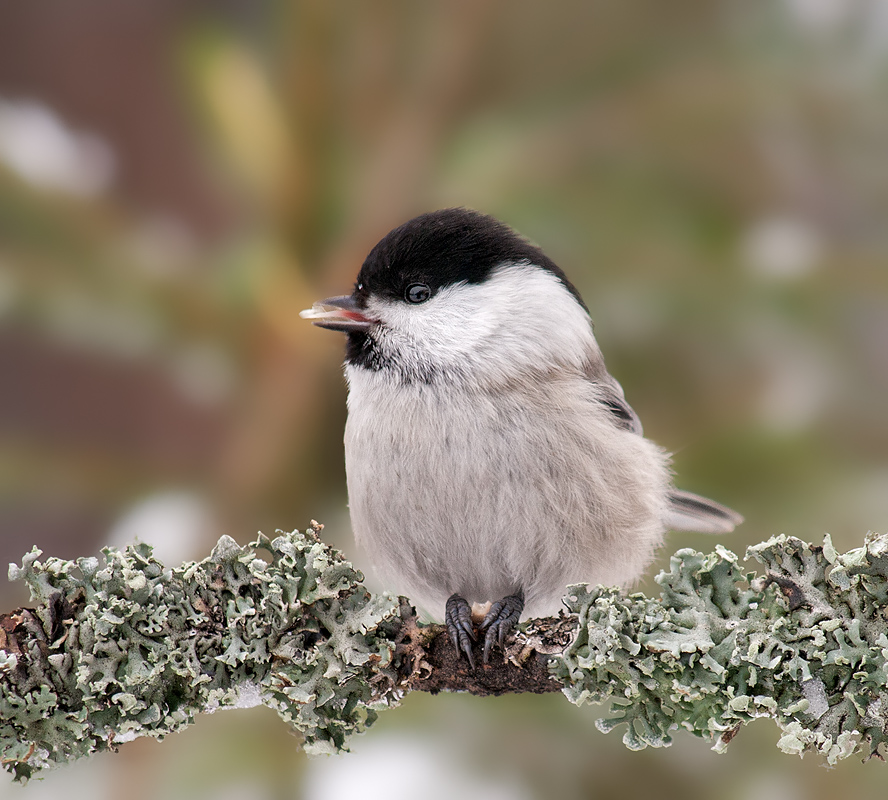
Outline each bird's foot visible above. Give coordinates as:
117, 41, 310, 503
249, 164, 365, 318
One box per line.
445, 594, 476, 669
480, 591, 524, 664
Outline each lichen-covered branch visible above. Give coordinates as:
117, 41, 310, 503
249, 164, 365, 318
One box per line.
553, 534, 888, 764
0, 524, 403, 782
2, 524, 888, 782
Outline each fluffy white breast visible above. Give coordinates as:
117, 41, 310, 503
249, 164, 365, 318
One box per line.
341, 259, 672, 617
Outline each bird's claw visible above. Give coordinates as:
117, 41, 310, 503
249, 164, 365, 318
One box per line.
445, 594, 476, 669
480, 592, 524, 664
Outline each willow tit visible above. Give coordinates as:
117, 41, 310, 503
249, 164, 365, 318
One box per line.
302, 208, 742, 667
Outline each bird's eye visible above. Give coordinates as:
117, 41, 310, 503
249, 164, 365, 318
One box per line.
405, 283, 431, 304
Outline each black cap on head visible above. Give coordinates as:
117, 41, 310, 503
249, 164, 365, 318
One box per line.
353, 208, 587, 311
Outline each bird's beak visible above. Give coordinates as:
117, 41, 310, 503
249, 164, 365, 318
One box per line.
299, 295, 374, 332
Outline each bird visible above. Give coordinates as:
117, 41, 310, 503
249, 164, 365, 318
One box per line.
301, 207, 742, 668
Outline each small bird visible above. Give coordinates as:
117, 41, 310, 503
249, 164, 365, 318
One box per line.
302, 208, 742, 667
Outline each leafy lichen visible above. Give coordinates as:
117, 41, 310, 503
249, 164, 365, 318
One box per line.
1, 526, 401, 781
551, 532, 888, 764
4, 526, 888, 781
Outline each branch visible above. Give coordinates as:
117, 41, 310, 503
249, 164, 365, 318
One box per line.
2, 523, 888, 782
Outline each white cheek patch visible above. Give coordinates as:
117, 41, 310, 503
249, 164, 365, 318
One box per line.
365, 262, 597, 381
481, 263, 596, 370
366, 282, 498, 352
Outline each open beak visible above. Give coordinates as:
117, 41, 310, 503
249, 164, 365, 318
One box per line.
299, 295, 374, 332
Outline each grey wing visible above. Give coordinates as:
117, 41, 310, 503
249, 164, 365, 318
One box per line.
587, 364, 644, 435
586, 360, 744, 534
665, 489, 744, 534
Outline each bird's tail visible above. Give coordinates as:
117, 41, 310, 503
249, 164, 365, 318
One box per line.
665, 489, 744, 534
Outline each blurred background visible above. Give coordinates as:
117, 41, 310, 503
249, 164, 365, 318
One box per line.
1, 0, 887, 797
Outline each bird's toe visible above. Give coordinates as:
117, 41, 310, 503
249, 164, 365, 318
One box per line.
445, 594, 477, 669
480, 591, 524, 664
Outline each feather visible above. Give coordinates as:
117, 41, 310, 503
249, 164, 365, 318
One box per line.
584, 359, 644, 435
665, 489, 744, 534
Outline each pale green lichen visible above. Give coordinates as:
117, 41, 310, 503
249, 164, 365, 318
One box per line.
4, 528, 888, 781
1, 528, 401, 781
551, 532, 888, 764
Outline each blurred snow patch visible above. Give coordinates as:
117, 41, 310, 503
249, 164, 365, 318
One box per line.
742, 216, 822, 280
0, 98, 115, 197
106, 491, 216, 566
303, 733, 532, 800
